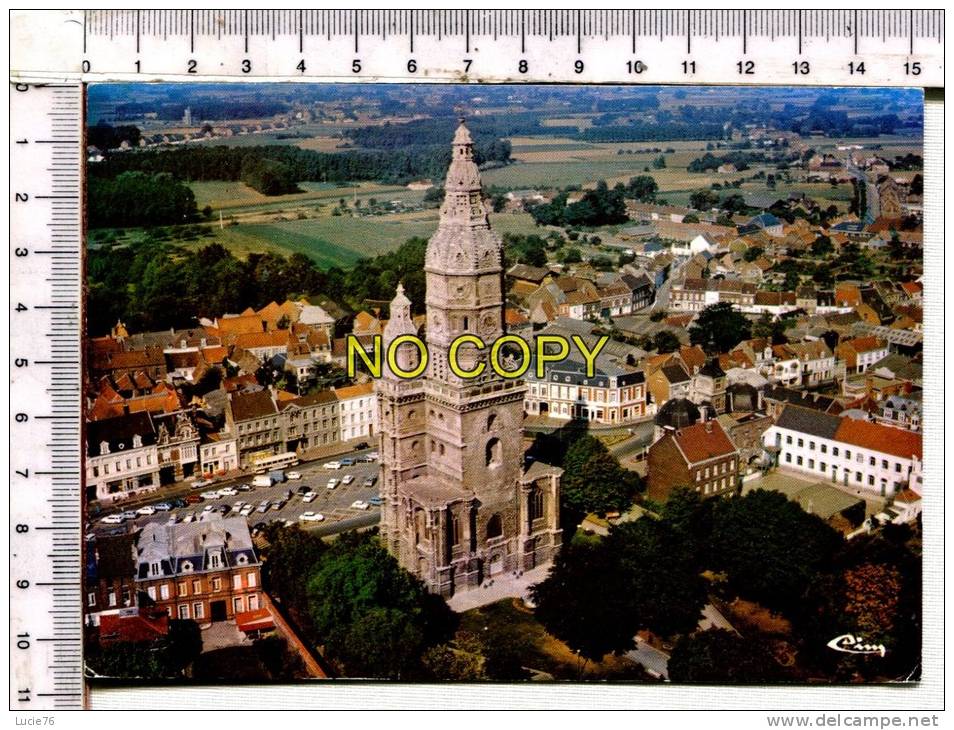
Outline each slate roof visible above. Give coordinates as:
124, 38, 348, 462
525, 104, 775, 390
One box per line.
86, 412, 156, 457
774, 405, 841, 440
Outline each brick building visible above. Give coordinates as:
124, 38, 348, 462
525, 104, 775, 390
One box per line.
135, 516, 262, 623
647, 419, 741, 502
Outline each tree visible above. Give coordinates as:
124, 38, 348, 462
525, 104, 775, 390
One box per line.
811, 235, 834, 257
708, 489, 843, 614
669, 630, 782, 683
688, 302, 752, 354
652, 330, 681, 354
306, 533, 456, 678
652, 155, 667, 169
561, 247, 582, 264
560, 435, 640, 516
531, 539, 637, 663
623, 174, 659, 202
263, 525, 328, 616
690, 190, 719, 211
751, 312, 787, 345
743, 246, 765, 263
609, 519, 708, 638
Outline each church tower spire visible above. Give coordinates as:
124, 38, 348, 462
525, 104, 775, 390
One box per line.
424, 120, 504, 384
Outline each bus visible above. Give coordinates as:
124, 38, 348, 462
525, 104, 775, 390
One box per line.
252, 452, 300, 474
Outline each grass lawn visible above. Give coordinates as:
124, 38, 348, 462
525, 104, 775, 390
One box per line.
458, 598, 648, 680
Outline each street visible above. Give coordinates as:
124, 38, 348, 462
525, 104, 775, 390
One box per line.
90, 448, 383, 538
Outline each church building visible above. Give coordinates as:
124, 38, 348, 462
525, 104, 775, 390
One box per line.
377, 121, 562, 597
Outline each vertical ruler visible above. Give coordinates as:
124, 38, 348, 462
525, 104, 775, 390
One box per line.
9, 83, 85, 710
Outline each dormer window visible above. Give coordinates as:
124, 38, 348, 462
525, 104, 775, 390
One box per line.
132, 435, 142, 448
149, 561, 161, 577
181, 561, 193, 573
236, 554, 248, 565
100, 441, 110, 456
209, 552, 221, 569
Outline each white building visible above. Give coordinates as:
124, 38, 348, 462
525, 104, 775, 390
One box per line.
86, 412, 160, 503
199, 432, 239, 476
524, 357, 647, 425
334, 382, 377, 442
763, 405, 922, 499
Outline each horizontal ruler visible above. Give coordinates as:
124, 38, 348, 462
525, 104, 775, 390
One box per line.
9, 82, 85, 710
11, 9, 944, 86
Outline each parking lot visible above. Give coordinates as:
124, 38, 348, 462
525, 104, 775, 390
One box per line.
92, 448, 383, 538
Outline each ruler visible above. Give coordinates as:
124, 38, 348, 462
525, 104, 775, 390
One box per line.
11, 10, 945, 87
9, 83, 85, 710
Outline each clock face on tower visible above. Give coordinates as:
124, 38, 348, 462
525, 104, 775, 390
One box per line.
480, 311, 497, 335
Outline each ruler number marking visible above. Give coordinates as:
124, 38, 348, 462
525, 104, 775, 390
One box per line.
793, 61, 810, 75
737, 60, 755, 75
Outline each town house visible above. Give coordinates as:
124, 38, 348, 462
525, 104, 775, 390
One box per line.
135, 516, 262, 623
647, 420, 742, 501
226, 389, 282, 467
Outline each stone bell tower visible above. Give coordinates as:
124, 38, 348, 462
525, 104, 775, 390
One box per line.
377, 121, 562, 598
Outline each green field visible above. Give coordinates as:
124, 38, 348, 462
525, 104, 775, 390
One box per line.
190, 180, 416, 212
97, 210, 541, 269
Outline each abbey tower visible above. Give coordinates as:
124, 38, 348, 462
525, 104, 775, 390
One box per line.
376, 121, 562, 597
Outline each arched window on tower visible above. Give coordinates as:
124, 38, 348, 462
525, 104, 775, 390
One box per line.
485, 437, 501, 468
486, 413, 497, 431
486, 513, 502, 539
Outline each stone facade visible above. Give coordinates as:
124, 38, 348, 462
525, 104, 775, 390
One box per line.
378, 123, 562, 597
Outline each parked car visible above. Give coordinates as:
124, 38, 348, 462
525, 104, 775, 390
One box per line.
233, 501, 245, 512
297, 485, 311, 495
326, 478, 339, 490
256, 502, 269, 514
341, 474, 355, 485
166, 514, 178, 525
366, 451, 379, 461
120, 511, 138, 521
219, 487, 238, 497
99, 514, 123, 525
181, 512, 196, 523
239, 504, 254, 517
299, 511, 325, 523
270, 500, 285, 511
136, 505, 157, 516
252, 475, 274, 488
170, 498, 189, 508
363, 474, 378, 488
368, 496, 384, 506
200, 490, 220, 500
350, 500, 370, 510
340, 457, 355, 467
323, 461, 341, 470
237, 483, 253, 492
185, 494, 203, 505
354, 442, 370, 450
192, 478, 214, 489
286, 471, 302, 480
218, 505, 232, 515
203, 504, 215, 512
252, 522, 267, 533
302, 491, 317, 503
154, 502, 172, 511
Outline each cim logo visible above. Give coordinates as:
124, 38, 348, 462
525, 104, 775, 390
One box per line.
826, 634, 887, 658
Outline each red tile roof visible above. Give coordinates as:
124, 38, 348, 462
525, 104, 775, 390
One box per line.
99, 611, 169, 645
672, 420, 738, 464
834, 418, 922, 461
